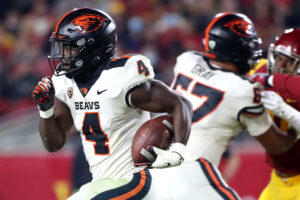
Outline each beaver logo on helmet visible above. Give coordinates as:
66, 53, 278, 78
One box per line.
224, 19, 254, 37
71, 14, 107, 33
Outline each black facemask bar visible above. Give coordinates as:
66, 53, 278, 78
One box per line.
233, 37, 262, 75
48, 37, 82, 76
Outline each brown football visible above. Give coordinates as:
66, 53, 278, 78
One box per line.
131, 115, 174, 165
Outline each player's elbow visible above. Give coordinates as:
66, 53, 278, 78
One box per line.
41, 136, 64, 152
43, 143, 63, 152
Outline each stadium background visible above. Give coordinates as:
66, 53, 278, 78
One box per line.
0, 0, 299, 199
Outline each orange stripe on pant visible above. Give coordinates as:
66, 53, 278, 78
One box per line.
200, 158, 236, 200
111, 170, 147, 200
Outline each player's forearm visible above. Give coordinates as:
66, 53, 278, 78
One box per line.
273, 74, 300, 99
261, 91, 300, 137
272, 129, 297, 155
257, 125, 297, 155
171, 96, 192, 144
39, 117, 66, 152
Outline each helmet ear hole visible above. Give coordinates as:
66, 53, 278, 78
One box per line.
67, 28, 77, 33
88, 38, 95, 45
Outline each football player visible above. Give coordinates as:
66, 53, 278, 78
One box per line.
33, 8, 240, 200
32, 8, 192, 199
248, 28, 300, 200
171, 12, 299, 169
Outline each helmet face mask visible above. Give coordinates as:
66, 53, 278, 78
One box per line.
232, 37, 262, 73
49, 37, 81, 76
48, 8, 117, 79
204, 12, 262, 75
267, 29, 300, 75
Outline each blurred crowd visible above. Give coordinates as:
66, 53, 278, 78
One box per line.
0, 0, 299, 116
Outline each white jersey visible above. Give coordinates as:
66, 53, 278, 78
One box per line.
52, 54, 155, 180
172, 51, 272, 166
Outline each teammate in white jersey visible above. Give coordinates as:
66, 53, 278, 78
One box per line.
32, 8, 193, 199
172, 12, 299, 167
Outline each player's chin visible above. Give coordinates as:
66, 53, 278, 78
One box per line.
61, 63, 71, 70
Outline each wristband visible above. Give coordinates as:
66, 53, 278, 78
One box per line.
39, 107, 54, 119
267, 75, 274, 87
281, 104, 300, 132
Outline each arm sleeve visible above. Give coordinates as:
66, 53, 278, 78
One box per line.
236, 82, 272, 136
273, 73, 300, 99
240, 111, 273, 136
236, 82, 265, 118
121, 55, 155, 107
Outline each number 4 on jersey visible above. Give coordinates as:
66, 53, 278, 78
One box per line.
137, 60, 150, 77
82, 112, 110, 155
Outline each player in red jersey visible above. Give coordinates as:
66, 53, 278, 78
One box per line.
248, 28, 300, 200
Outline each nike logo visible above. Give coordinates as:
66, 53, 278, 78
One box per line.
97, 89, 107, 95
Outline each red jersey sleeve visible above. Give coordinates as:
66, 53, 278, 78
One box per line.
273, 73, 300, 100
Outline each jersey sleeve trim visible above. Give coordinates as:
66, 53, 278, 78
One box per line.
108, 56, 132, 69
125, 86, 136, 107
125, 80, 149, 107
237, 104, 265, 121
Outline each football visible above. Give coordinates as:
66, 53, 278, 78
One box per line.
131, 115, 174, 165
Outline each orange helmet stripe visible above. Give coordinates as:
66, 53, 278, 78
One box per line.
204, 12, 233, 52
53, 9, 75, 38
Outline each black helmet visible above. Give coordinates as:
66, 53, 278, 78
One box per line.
48, 8, 117, 78
203, 12, 262, 75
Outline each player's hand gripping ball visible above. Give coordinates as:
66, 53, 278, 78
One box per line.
131, 115, 174, 166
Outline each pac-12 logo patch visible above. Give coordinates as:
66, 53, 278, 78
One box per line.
71, 14, 106, 33
67, 87, 73, 99
224, 19, 254, 37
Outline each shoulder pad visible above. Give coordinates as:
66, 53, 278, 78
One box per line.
111, 54, 155, 106
123, 54, 155, 84
123, 54, 154, 95
177, 51, 205, 63
108, 55, 132, 69
174, 51, 206, 73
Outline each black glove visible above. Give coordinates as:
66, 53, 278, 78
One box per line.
32, 76, 55, 111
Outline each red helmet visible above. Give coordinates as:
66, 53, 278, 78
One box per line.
267, 28, 300, 74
